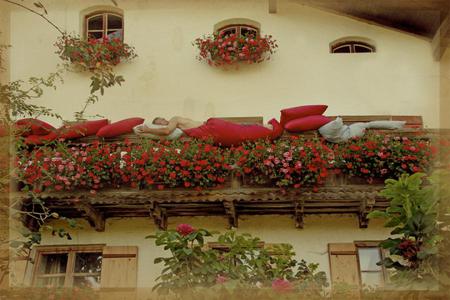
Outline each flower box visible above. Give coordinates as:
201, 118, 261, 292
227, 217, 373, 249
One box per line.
193, 32, 277, 67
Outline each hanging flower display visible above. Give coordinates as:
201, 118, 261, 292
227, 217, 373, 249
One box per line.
193, 32, 278, 67
54, 34, 137, 72
15, 134, 438, 193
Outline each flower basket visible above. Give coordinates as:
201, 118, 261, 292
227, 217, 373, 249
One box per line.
193, 32, 277, 67
55, 34, 137, 72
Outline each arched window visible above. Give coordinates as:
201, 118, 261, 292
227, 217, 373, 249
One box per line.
330, 37, 376, 54
214, 18, 261, 37
85, 11, 123, 40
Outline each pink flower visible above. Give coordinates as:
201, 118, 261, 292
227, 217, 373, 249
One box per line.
216, 275, 228, 284
271, 279, 294, 293
176, 223, 195, 236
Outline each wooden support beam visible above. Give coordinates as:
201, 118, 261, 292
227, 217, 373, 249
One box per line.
268, 0, 277, 14
358, 193, 376, 229
223, 200, 238, 228
294, 200, 304, 229
432, 12, 450, 61
73, 200, 105, 232
149, 202, 167, 230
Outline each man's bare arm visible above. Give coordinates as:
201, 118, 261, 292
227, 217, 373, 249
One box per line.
143, 117, 179, 136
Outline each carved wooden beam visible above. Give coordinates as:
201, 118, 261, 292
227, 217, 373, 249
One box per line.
294, 199, 304, 229
268, 0, 277, 14
358, 193, 377, 228
149, 202, 168, 230
73, 200, 105, 232
432, 12, 450, 61
223, 200, 238, 228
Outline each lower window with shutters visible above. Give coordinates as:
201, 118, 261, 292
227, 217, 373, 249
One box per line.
30, 245, 138, 289
328, 241, 386, 291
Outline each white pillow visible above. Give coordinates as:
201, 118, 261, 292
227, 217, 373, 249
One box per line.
318, 117, 347, 143
133, 123, 184, 140
366, 120, 406, 130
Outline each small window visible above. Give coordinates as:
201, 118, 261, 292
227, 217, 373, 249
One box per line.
85, 12, 124, 41
33, 245, 103, 288
356, 243, 385, 288
330, 38, 376, 54
218, 24, 259, 38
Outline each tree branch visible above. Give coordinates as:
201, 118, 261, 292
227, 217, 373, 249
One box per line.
2, 0, 64, 35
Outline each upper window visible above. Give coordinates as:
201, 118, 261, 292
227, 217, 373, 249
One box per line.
218, 24, 259, 37
330, 37, 376, 54
214, 18, 261, 38
85, 12, 123, 41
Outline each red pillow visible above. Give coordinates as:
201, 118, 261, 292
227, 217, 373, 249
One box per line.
285, 115, 332, 132
97, 117, 145, 138
280, 105, 328, 126
59, 119, 109, 139
268, 118, 284, 139
25, 131, 59, 145
15, 118, 55, 136
207, 118, 246, 146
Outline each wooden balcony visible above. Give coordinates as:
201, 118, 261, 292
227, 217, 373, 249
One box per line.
14, 174, 389, 232
14, 115, 449, 232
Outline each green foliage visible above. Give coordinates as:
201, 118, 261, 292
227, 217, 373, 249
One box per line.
148, 227, 328, 296
1, 68, 64, 120
368, 172, 441, 287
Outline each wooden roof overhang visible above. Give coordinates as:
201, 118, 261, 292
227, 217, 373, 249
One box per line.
14, 182, 389, 232
268, 0, 450, 60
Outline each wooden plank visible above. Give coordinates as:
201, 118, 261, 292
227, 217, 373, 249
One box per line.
432, 12, 450, 61
219, 116, 264, 124
268, 0, 277, 13
100, 246, 138, 288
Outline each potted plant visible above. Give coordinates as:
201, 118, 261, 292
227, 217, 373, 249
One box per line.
55, 34, 137, 72
193, 32, 278, 67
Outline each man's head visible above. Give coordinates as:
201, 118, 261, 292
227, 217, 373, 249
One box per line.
152, 117, 169, 125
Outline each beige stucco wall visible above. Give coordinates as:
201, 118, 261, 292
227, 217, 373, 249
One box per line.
38, 215, 391, 288
8, 0, 440, 127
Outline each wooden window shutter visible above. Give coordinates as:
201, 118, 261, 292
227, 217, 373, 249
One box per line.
328, 243, 360, 287
100, 246, 138, 288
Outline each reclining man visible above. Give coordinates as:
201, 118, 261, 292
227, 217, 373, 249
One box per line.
134, 116, 204, 137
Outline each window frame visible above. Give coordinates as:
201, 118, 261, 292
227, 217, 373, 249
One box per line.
330, 40, 376, 54
31, 244, 105, 288
84, 11, 124, 41
216, 24, 260, 38
354, 241, 387, 288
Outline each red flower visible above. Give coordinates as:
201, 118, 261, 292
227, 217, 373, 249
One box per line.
271, 279, 294, 293
176, 223, 195, 236
216, 275, 228, 284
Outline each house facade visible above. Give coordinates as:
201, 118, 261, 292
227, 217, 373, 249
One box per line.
2, 0, 450, 295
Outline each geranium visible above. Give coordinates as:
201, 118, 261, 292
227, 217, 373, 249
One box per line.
215, 274, 228, 284
271, 278, 294, 293
176, 223, 195, 236
55, 34, 137, 71
193, 32, 277, 67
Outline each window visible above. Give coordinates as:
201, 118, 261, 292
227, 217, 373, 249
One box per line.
330, 37, 376, 53
356, 243, 385, 288
214, 18, 261, 38
328, 242, 385, 290
30, 245, 138, 288
218, 24, 259, 37
85, 12, 123, 40
32, 245, 103, 288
